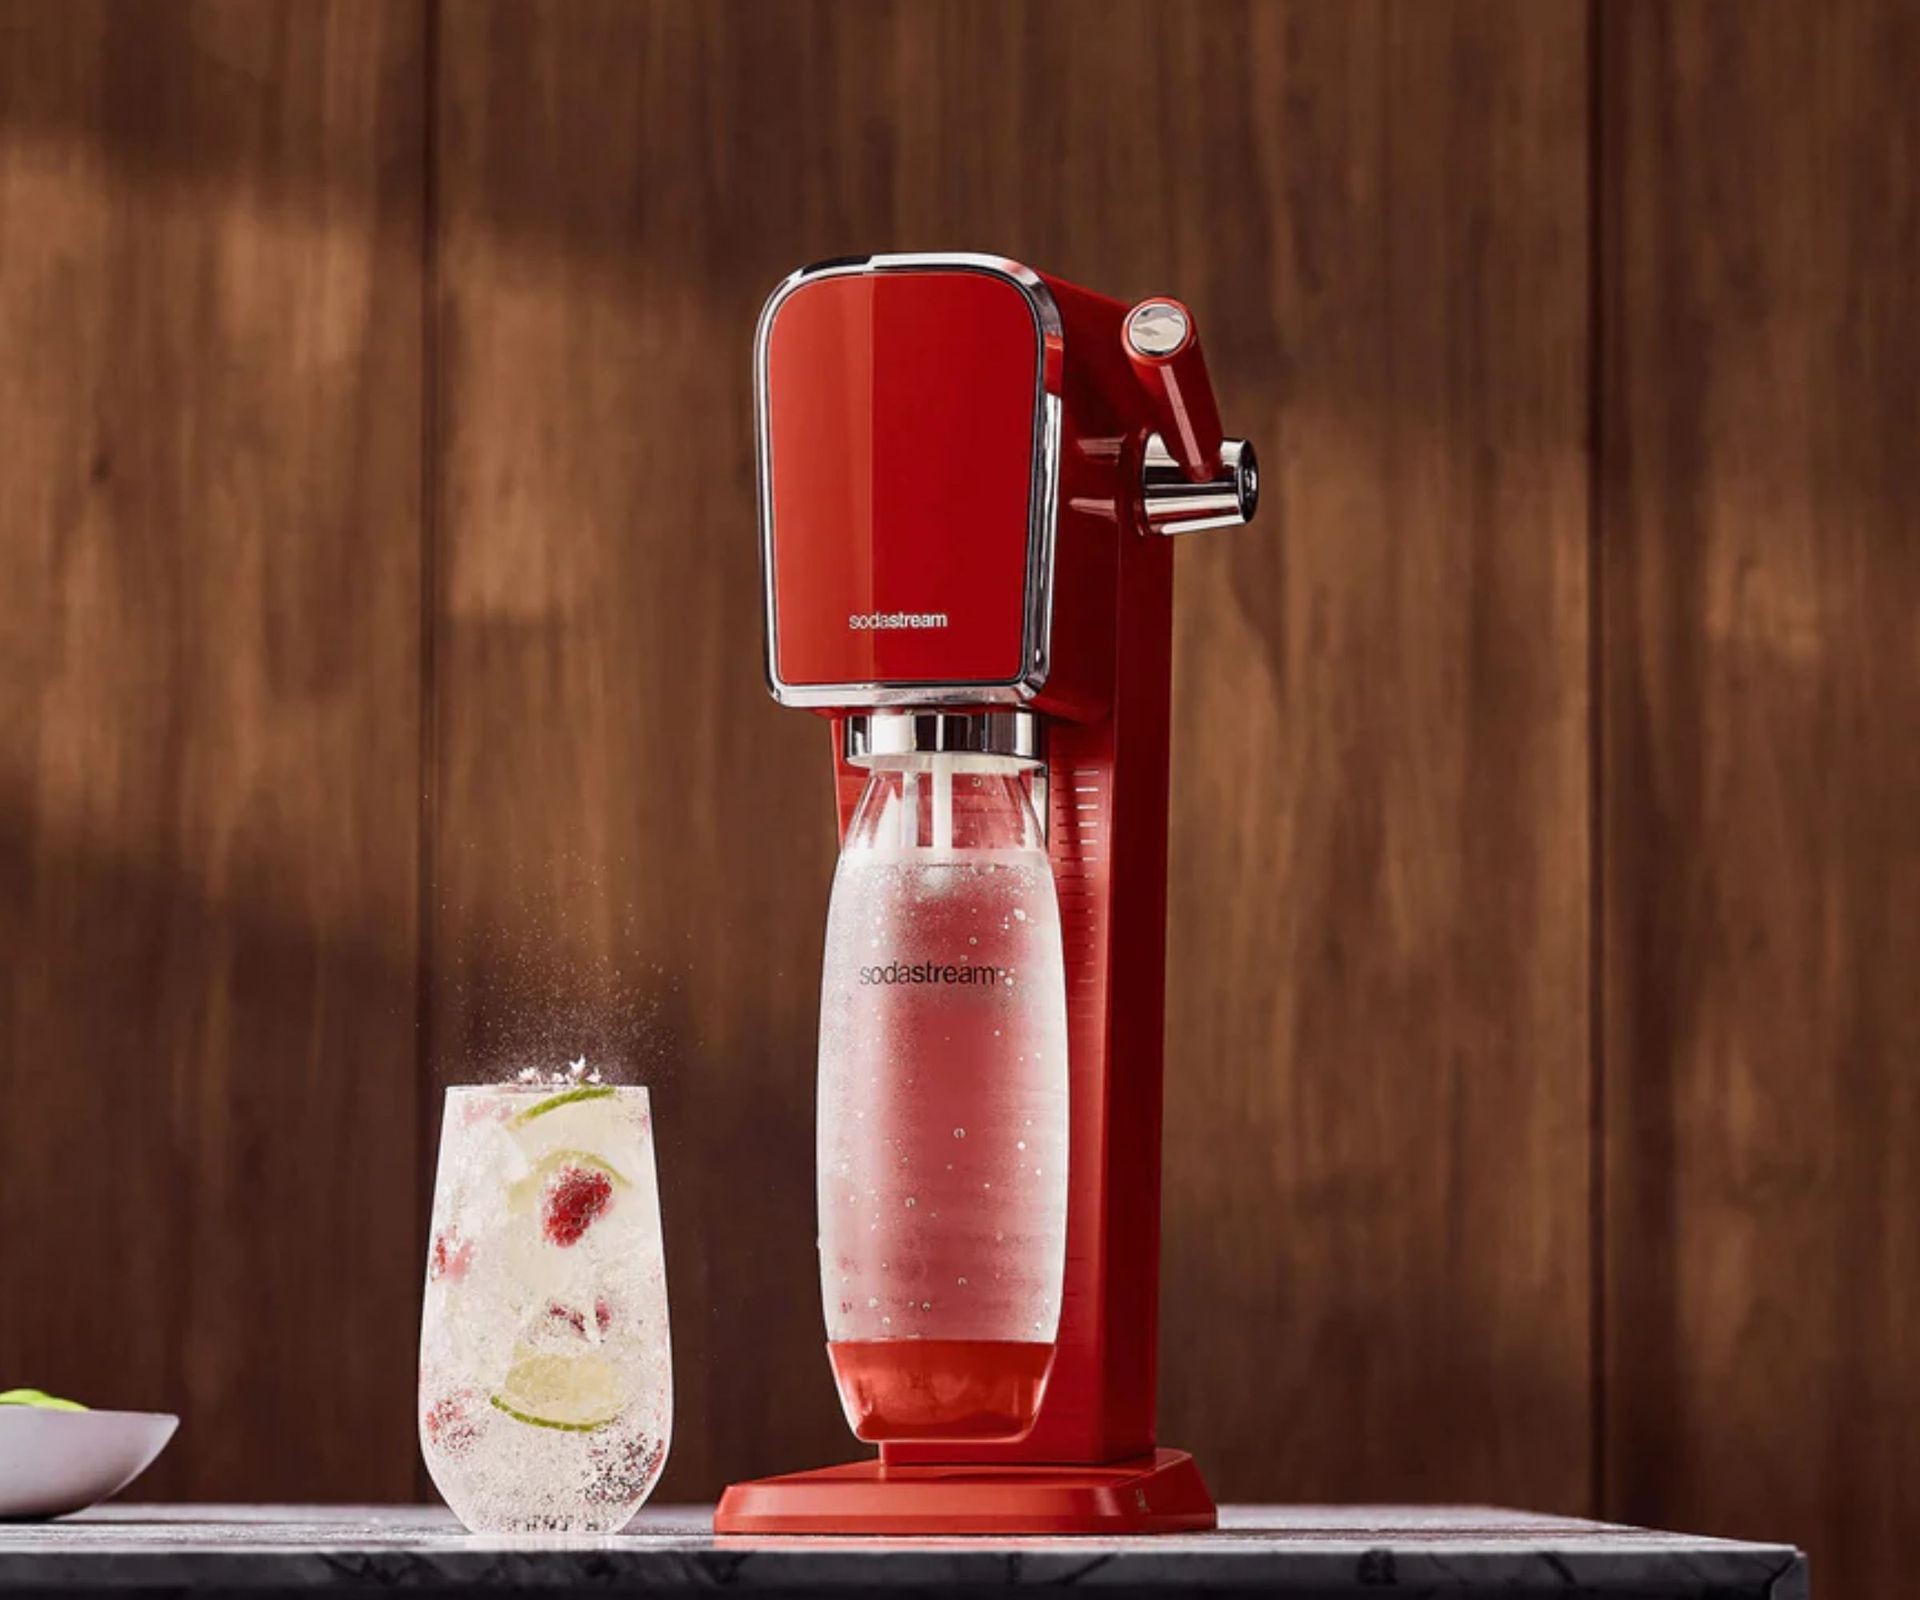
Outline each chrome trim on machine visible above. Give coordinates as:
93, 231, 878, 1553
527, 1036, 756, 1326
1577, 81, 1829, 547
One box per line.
843, 710, 1046, 769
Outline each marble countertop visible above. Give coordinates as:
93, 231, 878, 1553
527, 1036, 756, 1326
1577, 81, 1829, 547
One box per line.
0, 1504, 1808, 1596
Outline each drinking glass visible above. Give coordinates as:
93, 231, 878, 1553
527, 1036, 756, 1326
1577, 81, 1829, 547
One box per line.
419, 1084, 671, 1532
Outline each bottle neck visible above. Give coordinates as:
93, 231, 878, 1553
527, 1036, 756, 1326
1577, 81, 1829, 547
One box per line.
844, 756, 1045, 858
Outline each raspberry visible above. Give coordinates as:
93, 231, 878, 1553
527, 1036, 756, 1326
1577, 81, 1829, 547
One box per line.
542, 1166, 614, 1246
423, 1390, 482, 1454
429, 1230, 473, 1282
547, 1295, 616, 1336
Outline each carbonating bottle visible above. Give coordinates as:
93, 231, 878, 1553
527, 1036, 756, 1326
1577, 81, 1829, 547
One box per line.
816, 753, 1069, 1441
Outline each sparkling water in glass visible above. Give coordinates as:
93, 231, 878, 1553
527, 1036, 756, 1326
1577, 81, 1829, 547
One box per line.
419, 1084, 671, 1532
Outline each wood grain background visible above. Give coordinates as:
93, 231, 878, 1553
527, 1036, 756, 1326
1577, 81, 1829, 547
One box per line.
1599, 6, 1920, 1595
0, 0, 425, 1499
1, 2, 1913, 1594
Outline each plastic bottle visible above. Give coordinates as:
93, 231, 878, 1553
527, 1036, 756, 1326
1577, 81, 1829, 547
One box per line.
816, 754, 1069, 1441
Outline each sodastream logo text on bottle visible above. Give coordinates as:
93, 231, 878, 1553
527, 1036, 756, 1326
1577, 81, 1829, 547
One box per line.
856, 959, 1010, 987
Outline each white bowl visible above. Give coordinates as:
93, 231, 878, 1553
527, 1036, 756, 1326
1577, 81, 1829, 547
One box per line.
0, 1409, 178, 1520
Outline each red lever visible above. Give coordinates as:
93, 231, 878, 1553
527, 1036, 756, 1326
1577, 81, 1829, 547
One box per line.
1123, 298, 1224, 483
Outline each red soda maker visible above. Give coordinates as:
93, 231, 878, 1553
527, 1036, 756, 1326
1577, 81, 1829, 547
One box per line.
716, 254, 1259, 1534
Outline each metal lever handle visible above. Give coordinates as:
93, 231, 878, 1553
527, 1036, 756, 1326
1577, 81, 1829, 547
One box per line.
1140, 434, 1259, 536
1123, 298, 1225, 481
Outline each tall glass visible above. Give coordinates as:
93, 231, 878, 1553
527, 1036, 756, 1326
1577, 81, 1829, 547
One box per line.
419, 1084, 671, 1532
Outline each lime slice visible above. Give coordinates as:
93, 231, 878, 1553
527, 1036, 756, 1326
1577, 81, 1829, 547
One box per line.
0, 1388, 87, 1412
489, 1351, 624, 1432
512, 1085, 616, 1125
505, 1148, 629, 1216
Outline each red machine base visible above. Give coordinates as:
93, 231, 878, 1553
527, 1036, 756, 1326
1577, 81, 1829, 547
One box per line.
713, 1448, 1215, 1535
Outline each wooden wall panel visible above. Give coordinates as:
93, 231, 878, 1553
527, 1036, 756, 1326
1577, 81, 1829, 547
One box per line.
1599, 3, 1920, 1592
431, 0, 1592, 1505
0, 0, 425, 1498
1160, 1, 1593, 1507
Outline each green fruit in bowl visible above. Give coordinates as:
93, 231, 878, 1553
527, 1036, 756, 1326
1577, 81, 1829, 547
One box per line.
0, 1387, 87, 1412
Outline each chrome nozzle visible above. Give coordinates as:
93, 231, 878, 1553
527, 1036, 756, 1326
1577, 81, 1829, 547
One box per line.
1140, 435, 1260, 536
